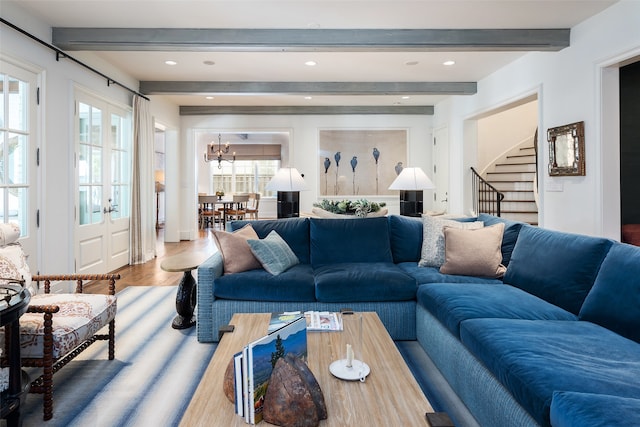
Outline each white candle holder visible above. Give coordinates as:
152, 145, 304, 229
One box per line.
329, 312, 370, 382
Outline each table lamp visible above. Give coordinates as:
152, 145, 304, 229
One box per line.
388, 167, 434, 217
266, 167, 307, 218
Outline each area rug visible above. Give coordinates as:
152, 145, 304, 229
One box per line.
18, 286, 217, 427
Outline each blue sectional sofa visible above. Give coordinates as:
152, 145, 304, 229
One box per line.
196, 213, 640, 427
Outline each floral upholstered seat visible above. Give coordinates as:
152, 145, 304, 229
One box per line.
18, 293, 117, 359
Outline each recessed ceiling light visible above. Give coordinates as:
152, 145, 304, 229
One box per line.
443, 60, 456, 66
203, 60, 215, 66
405, 61, 419, 66
164, 60, 177, 66
305, 60, 317, 66
304, 96, 313, 100
205, 96, 214, 100
402, 96, 411, 99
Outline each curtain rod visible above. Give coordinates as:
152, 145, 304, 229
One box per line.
1, 18, 150, 101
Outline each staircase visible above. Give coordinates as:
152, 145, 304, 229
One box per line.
483, 144, 539, 225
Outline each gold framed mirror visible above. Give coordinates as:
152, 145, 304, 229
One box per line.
547, 121, 585, 176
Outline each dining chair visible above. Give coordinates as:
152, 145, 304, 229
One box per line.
245, 193, 260, 220
225, 194, 250, 222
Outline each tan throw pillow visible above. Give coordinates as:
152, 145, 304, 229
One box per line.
212, 224, 262, 274
419, 215, 484, 268
440, 223, 507, 278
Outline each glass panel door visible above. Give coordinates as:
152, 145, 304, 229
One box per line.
0, 60, 38, 270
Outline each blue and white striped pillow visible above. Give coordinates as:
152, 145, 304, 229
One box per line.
247, 231, 299, 275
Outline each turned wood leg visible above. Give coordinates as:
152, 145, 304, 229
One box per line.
42, 312, 54, 421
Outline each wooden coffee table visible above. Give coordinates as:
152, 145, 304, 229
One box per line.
181, 312, 434, 426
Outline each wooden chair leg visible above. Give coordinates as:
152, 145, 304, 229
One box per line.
43, 312, 54, 421
108, 319, 115, 360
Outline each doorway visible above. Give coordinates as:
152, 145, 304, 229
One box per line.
620, 60, 640, 244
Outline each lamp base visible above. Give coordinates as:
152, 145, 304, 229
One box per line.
399, 190, 423, 217
277, 191, 300, 218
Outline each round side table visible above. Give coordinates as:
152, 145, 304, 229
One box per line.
161, 253, 208, 330
1, 285, 31, 427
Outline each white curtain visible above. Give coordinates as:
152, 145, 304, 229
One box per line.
130, 95, 156, 264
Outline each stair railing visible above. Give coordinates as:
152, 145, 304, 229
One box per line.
471, 167, 504, 217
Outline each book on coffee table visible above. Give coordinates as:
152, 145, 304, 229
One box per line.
241, 316, 307, 424
267, 311, 304, 332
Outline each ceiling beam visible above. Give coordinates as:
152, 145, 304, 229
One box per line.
139, 81, 476, 96
53, 28, 570, 52
180, 106, 434, 115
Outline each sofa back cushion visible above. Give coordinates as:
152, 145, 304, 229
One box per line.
229, 218, 311, 264
388, 215, 423, 263
579, 242, 640, 343
477, 213, 524, 267
310, 217, 393, 266
503, 225, 613, 314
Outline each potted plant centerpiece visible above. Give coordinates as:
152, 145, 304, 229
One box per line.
312, 199, 387, 218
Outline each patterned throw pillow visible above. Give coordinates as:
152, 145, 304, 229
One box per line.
419, 215, 483, 268
212, 224, 262, 274
247, 231, 299, 276
0, 242, 34, 294
0, 223, 20, 246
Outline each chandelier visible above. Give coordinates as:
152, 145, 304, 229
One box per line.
204, 133, 236, 169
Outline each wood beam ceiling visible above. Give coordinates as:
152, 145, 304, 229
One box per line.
52, 28, 570, 52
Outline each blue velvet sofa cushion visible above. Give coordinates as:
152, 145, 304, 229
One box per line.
314, 262, 416, 302
417, 283, 577, 338
550, 391, 640, 427
230, 218, 311, 264
213, 263, 316, 302
310, 217, 393, 266
503, 226, 613, 314
477, 213, 524, 266
388, 215, 423, 263
398, 262, 502, 285
460, 319, 640, 427
579, 242, 640, 344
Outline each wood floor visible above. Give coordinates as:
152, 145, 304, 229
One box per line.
85, 228, 217, 294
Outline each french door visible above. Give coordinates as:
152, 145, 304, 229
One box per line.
0, 59, 39, 270
75, 89, 131, 274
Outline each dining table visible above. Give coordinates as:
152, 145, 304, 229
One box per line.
198, 195, 237, 229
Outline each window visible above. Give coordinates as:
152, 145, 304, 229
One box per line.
212, 160, 279, 196
0, 72, 30, 236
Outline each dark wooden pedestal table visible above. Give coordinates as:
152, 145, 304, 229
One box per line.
1, 285, 31, 427
161, 253, 208, 329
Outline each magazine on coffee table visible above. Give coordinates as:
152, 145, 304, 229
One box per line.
267, 310, 343, 333
305, 311, 343, 331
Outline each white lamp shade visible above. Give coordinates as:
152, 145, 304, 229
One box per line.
265, 167, 308, 191
388, 167, 435, 190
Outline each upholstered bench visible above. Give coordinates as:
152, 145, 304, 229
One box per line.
0, 223, 119, 421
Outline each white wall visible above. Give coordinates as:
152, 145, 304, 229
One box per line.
178, 114, 433, 239
435, 0, 640, 237
477, 100, 538, 173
